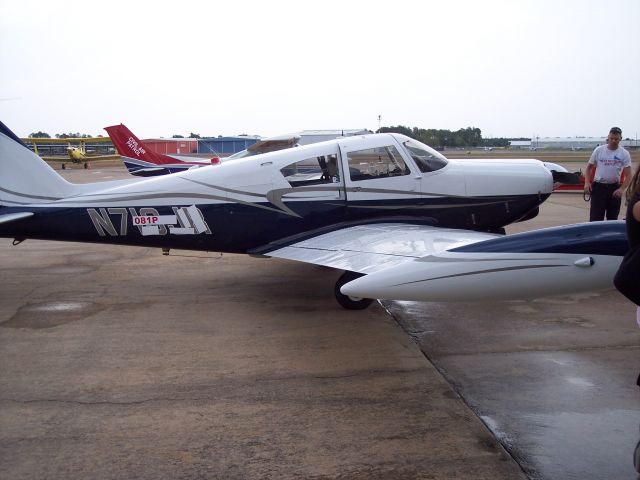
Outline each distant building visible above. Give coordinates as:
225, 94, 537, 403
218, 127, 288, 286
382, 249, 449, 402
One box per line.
510, 137, 639, 150
197, 136, 261, 156
141, 138, 199, 155
509, 140, 532, 149
533, 137, 605, 150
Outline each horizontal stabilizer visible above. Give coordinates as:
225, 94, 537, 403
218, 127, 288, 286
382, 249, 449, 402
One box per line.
129, 166, 168, 176
0, 212, 34, 225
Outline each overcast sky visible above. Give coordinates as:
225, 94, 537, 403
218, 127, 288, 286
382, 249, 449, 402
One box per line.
1, 0, 639, 140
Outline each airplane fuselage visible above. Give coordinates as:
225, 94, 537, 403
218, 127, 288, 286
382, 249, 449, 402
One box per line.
0, 134, 553, 254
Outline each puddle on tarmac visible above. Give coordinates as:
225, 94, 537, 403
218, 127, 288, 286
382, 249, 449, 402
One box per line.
480, 410, 639, 480
1, 301, 103, 329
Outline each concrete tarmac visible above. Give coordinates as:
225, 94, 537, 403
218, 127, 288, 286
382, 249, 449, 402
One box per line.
0, 164, 638, 479
1, 165, 525, 479
0, 241, 527, 479
386, 193, 640, 479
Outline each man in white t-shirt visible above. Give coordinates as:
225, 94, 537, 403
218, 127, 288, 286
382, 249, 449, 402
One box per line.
584, 126, 632, 221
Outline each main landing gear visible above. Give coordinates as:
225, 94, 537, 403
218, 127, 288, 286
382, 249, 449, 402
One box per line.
334, 271, 374, 310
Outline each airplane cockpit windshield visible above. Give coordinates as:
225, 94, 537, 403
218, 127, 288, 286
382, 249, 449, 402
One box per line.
402, 139, 448, 173
346, 145, 410, 181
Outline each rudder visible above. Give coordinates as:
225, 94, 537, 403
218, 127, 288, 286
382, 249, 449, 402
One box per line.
105, 124, 179, 166
0, 121, 77, 205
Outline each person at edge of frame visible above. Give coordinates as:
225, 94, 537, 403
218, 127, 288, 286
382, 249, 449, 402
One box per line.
612, 163, 640, 473
583, 126, 632, 221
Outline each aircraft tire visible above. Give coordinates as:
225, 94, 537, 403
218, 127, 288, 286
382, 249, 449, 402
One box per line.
334, 271, 374, 310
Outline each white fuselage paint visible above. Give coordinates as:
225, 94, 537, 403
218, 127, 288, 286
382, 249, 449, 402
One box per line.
1, 133, 554, 211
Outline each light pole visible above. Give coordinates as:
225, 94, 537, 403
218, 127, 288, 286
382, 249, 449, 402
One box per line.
377, 115, 381, 133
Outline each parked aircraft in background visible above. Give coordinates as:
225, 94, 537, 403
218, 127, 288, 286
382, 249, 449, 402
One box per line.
24, 136, 116, 169
106, 124, 302, 176
67, 145, 86, 162
104, 124, 220, 176
1, 120, 622, 309
225, 134, 301, 160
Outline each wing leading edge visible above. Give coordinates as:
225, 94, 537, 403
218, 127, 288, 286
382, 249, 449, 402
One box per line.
266, 221, 627, 303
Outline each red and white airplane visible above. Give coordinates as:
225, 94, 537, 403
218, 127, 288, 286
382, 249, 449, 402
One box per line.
106, 124, 301, 177
0, 120, 625, 309
104, 124, 220, 176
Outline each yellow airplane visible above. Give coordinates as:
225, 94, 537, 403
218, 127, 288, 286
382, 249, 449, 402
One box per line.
23, 136, 117, 169
66, 144, 86, 162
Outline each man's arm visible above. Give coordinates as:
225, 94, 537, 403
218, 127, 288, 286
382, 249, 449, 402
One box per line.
584, 148, 599, 194
584, 163, 594, 193
614, 165, 632, 199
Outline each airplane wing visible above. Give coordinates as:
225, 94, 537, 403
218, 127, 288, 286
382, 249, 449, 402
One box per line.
263, 221, 626, 303
246, 136, 300, 154
262, 223, 497, 274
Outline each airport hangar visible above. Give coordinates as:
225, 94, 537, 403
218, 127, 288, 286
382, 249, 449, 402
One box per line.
510, 137, 640, 150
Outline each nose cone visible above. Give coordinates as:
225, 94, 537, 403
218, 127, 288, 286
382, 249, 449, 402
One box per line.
458, 159, 554, 197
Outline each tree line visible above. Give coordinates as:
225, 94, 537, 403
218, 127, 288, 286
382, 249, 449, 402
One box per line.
28, 131, 103, 139
28, 126, 530, 148
378, 125, 529, 148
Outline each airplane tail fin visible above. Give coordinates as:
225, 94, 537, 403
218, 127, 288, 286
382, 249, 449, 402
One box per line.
105, 124, 184, 173
0, 121, 77, 206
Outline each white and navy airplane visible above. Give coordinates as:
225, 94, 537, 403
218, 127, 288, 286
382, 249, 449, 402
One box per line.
0, 121, 626, 309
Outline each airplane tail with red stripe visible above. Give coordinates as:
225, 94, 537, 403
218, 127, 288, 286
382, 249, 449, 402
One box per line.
105, 124, 177, 166
105, 124, 218, 176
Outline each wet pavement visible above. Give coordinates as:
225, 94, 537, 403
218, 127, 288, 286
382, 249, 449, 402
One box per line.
384, 193, 640, 479
384, 295, 639, 480
1, 164, 638, 479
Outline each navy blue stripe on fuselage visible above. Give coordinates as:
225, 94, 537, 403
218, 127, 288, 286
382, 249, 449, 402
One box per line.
451, 221, 627, 256
0, 193, 548, 253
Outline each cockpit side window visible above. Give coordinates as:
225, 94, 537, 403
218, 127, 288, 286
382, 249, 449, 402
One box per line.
346, 145, 410, 181
403, 139, 448, 173
280, 154, 340, 187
